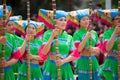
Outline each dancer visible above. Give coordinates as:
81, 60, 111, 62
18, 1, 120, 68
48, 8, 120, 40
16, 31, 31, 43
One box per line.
0, 6, 23, 80
41, 10, 79, 80
17, 21, 43, 80
73, 11, 100, 80
99, 9, 120, 80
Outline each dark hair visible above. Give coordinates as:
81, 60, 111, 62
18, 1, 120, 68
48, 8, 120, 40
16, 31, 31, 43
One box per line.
101, 22, 105, 26
15, 32, 21, 37
96, 4, 102, 7
94, 26, 100, 31
67, 25, 74, 29
66, 25, 76, 36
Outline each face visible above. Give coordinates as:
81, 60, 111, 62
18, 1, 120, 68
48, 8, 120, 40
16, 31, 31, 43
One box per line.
6, 21, 14, 34
79, 16, 89, 28
99, 34, 103, 41
67, 29, 72, 35
26, 24, 36, 36
56, 17, 66, 30
98, 21, 103, 28
113, 16, 119, 27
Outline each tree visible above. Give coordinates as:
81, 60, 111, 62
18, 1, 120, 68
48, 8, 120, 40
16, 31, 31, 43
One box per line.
99, 0, 118, 9
1, 0, 118, 19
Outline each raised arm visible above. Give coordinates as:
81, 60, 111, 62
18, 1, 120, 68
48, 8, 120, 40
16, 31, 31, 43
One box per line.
106, 26, 120, 51
42, 29, 59, 54
77, 31, 92, 52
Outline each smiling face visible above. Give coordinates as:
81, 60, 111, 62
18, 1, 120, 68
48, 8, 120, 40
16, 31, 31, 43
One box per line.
79, 16, 89, 29
56, 17, 66, 30
26, 24, 37, 36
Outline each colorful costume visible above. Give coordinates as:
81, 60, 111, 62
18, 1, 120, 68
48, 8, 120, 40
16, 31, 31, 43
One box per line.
95, 9, 119, 80
73, 11, 100, 80
42, 30, 77, 80
12, 34, 23, 75
17, 21, 43, 80
0, 5, 21, 80
0, 5, 12, 19
8, 15, 24, 75
73, 28, 100, 80
39, 10, 80, 80
0, 33, 21, 80
99, 27, 118, 80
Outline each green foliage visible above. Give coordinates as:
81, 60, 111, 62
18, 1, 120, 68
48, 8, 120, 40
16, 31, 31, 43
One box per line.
99, 0, 118, 9
112, 0, 118, 8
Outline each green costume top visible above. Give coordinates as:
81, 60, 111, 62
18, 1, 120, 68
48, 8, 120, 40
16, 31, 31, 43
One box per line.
103, 27, 118, 52
43, 29, 75, 80
73, 28, 99, 49
73, 27, 100, 80
43, 30, 75, 57
13, 34, 24, 48
0, 33, 21, 80
17, 38, 43, 80
99, 27, 119, 80
12, 34, 24, 74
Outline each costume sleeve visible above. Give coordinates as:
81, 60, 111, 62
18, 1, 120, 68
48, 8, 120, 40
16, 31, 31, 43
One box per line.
96, 31, 109, 53
43, 30, 52, 44
38, 30, 52, 62
101, 31, 110, 53
73, 32, 81, 49
10, 35, 22, 59
69, 36, 80, 61
38, 44, 50, 62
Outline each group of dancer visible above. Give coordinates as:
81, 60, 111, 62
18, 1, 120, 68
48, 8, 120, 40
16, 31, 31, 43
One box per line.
0, 3, 120, 80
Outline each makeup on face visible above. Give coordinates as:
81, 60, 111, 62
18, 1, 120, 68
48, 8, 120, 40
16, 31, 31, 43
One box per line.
56, 17, 66, 30
79, 16, 90, 28
26, 24, 37, 36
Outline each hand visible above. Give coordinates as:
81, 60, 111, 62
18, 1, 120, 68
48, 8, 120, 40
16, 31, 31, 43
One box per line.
27, 53, 33, 60
115, 25, 120, 34
86, 31, 92, 39
0, 36, 6, 45
88, 25, 94, 31
56, 58, 65, 66
88, 46, 93, 52
25, 34, 32, 42
0, 59, 8, 68
52, 28, 59, 38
